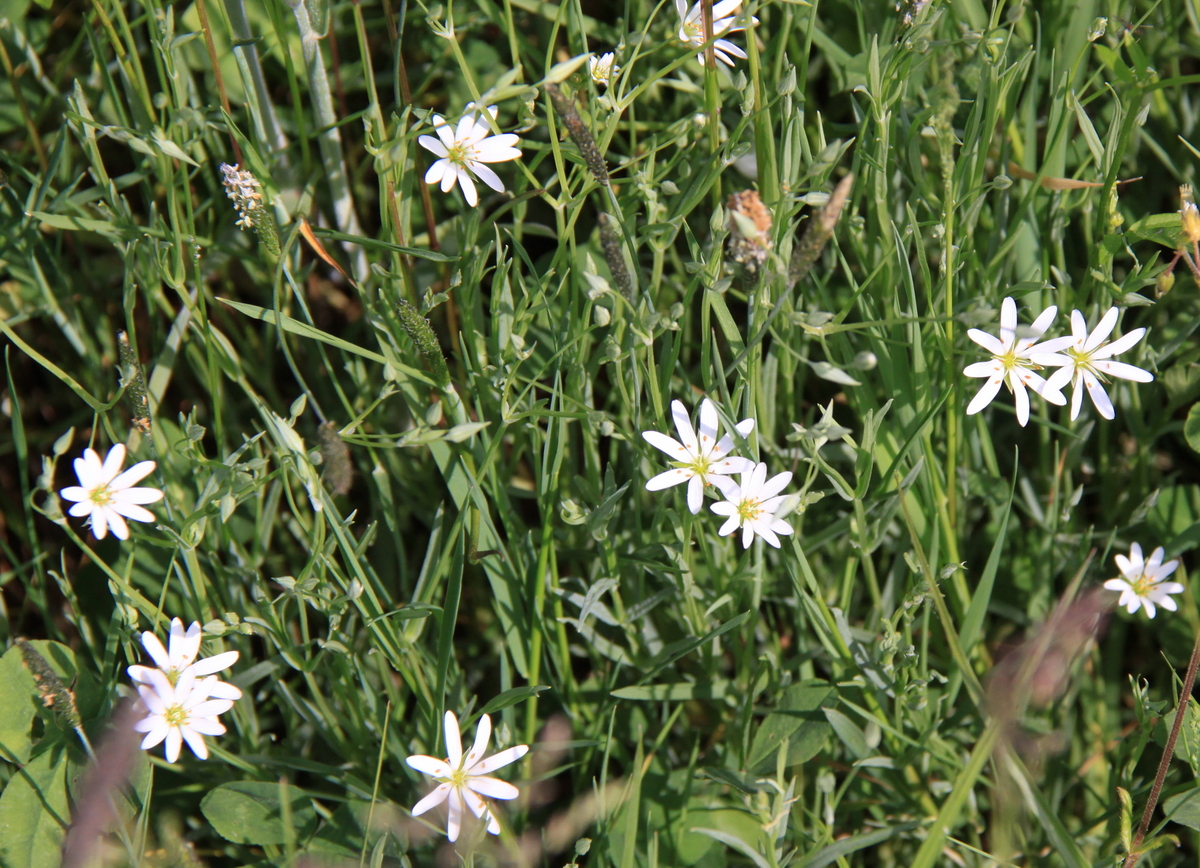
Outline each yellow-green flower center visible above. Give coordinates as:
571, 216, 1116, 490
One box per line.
1130, 572, 1156, 597
676, 455, 713, 478
89, 484, 114, 507
165, 704, 187, 727
736, 498, 762, 523
446, 142, 473, 168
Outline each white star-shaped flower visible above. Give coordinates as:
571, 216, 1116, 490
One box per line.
418, 105, 522, 207
132, 668, 237, 762
1103, 542, 1184, 619
406, 711, 529, 843
1035, 308, 1153, 420
675, 0, 758, 67
963, 297, 1073, 427
127, 618, 241, 702
642, 398, 755, 514
710, 462, 793, 549
59, 444, 164, 540
590, 52, 618, 88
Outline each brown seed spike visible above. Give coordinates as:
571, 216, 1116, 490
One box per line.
726, 190, 773, 274
546, 83, 610, 188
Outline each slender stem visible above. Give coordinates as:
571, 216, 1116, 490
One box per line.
286, 0, 369, 281
194, 0, 239, 163
1124, 629, 1200, 868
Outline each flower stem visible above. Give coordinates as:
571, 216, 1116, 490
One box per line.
1124, 628, 1200, 868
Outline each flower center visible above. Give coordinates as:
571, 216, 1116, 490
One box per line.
446, 142, 475, 168
680, 454, 714, 480
1130, 572, 1157, 598
1065, 345, 1100, 376
89, 484, 114, 507
164, 703, 187, 727
736, 497, 763, 524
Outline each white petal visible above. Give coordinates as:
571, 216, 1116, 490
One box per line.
67, 501, 95, 517
101, 510, 129, 540
686, 474, 704, 514
1099, 328, 1146, 358
470, 744, 529, 775
99, 444, 127, 483
467, 776, 520, 800
424, 159, 447, 185
758, 471, 792, 500
110, 502, 157, 523
740, 524, 755, 549
714, 456, 754, 475
411, 782, 451, 816
59, 486, 88, 503
440, 165, 458, 194
458, 170, 478, 206
757, 524, 782, 548
191, 650, 238, 677
444, 711, 462, 767
1095, 360, 1153, 383
642, 430, 688, 458
1012, 378, 1031, 426
138, 721, 169, 748
407, 754, 453, 777
474, 136, 522, 161
963, 360, 1003, 378
110, 460, 157, 489
180, 726, 210, 759
470, 162, 505, 194
1082, 371, 1114, 419
467, 714, 492, 766
965, 376, 1004, 415
446, 788, 463, 842
670, 400, 698, 453
419, 135, 448, 158
697, 400, 719, 451
1085, 308, 1120, 350
164, 728, 183, 763
1026, 304, 1058, 340
717, 515, 740, 536
645, 468, 691, 491
114, 486, 164, 505
141, 632, 171, 669
966, 329, 1006, 355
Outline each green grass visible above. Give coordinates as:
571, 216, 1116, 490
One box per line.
3, 0, 1200, 865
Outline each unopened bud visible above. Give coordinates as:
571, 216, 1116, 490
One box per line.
1181, 185, 1200, 246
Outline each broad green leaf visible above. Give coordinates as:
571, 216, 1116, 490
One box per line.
1185, 403, 1200, 455
823, 707, 869, 760
201, 781, 319, 845
1127, 213, 1184, 250
746, 682, 834, 772
1164, 787, 1200, 831
0, 747, 71, 868
0, 647, 37, 764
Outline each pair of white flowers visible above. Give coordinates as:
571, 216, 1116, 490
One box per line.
642, 398, 793, 549
128, 619, 241, 763
964, 297, 1152, 426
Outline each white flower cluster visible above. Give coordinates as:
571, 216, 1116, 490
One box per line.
642, 398, 793, 549
128, 619, 242, 762
219, 162, 264, 230
963, 296, 1152, 426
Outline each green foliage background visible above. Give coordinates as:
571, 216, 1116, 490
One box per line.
3, 0, 1200, 864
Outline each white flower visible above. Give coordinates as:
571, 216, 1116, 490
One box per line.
1103, 543, 1184, 619
127, 618, 241, 702
642, 399, 755, 514
1035, 308, 1153, 420
590, 52, 618, 88
418, 105, 522, 207
675, 0, 758, 67
710, 462, 793, 549
963, 297, 1073, 427
132, 668, 237, 762
59, 444, 163, 540
406, 711, 529, 843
